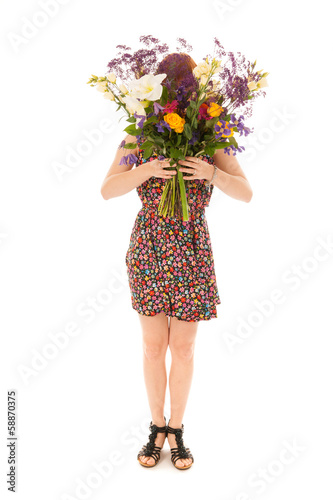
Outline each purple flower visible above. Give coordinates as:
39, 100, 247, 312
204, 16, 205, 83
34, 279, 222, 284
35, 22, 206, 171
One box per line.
158, 155, 165, 160
153, 102, 165, 115
133, 111, 146, 129
155, 120, 171, 133
118, 140, 126, 149
119, 153, 138, 166
189, 131, 199, 145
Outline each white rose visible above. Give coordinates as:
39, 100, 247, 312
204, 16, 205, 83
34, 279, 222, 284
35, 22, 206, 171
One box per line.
193, 61, 211, 79
107, 72, 117, 83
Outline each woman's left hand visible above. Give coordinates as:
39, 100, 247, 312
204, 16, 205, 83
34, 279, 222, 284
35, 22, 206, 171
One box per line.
178, 156, 214, 181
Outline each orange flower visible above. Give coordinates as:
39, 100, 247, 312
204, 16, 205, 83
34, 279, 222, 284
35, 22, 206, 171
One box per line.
164, 112, 185, 133
207, 102, 224, 117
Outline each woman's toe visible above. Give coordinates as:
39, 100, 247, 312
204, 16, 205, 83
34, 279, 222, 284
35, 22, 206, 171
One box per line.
147, 457, 155, 465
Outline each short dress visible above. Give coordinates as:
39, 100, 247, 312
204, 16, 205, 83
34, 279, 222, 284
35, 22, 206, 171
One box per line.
125, 144, 221, 322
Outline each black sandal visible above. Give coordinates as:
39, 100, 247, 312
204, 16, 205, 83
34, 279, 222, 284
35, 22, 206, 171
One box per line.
137, 416, 167, 467
166, 421, 194, 470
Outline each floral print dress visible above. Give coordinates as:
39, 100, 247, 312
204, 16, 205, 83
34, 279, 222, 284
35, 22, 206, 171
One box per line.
125, 143, 221, 322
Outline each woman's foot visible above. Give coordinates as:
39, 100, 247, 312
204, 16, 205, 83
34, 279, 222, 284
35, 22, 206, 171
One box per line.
167, 421, 193, 468
138, 419, 167, 466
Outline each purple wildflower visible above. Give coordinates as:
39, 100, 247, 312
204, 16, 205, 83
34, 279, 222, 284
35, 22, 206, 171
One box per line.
118, 140, 126, 149
189, 131, 199, 145
119, 153, 138, 166
155, 120, 171, 133
133, 112, 146, 129
153, 102, 165, 115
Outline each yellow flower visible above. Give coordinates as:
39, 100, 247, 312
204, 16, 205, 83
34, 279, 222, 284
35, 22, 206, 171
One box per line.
207, 102, 224, 117
217, 121, 234, 137
164, 113, 185, 133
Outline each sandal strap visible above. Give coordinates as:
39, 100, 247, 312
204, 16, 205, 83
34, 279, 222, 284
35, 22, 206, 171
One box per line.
137, 416, 167, 464
170, 447, 194, 463
138, 444, 162, 462
166, 423, 184, 434
167, 422, 194, 463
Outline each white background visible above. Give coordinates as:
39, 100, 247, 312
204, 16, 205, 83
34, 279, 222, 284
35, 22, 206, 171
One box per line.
1, 0, 332, 498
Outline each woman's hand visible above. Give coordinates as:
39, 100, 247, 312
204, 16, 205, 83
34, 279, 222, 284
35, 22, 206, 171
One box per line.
143, 158, 178, 179
178, 156, 214, 181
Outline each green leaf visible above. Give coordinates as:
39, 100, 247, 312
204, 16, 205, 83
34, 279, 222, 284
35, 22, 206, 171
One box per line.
126, 116, 136, 123
204, 144, 216, 156
214, 142, 231, 149
228, 136, 238, 148
143, 147, 153, 159
170, 147, 184, 159
183, 123, 192, 140
144, 115, 159, 125
140, 140, 154, 150
123, 143, 138, 149
160, 85, 168, 106
123, 124, 141, 136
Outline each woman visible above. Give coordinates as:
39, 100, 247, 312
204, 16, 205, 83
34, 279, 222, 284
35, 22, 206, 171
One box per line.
101, 53, 253, 470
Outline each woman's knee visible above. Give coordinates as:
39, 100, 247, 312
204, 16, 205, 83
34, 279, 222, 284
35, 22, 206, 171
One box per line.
143, 341, 168, 361
169, 341, 195, 361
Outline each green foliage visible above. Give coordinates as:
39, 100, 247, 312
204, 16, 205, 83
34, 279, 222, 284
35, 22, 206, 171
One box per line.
160, 85, 168, 106
124, 124, 142, 136
183, 123, 192, 140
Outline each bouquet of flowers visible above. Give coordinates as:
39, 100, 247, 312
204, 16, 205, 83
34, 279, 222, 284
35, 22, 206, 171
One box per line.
87, 36, 268, 221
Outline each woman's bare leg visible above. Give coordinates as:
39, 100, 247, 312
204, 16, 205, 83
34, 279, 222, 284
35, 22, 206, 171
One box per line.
167, 317, 199, 467
137, 310, 169, 465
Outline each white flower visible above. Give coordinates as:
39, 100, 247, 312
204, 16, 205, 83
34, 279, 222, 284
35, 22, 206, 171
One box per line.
104, 91, 115, 101
107, 72, 117, 83
193, 61, 211, 79
247, 80, 257, 91
127, 73, 167, 101
211, 79, 221, 89
119, 84, 128, 94
257, 77, 268, 88
122, 95, 146, 116
96, 81, 108, 92
200, 75, 209, 86
212, 64, 222, 75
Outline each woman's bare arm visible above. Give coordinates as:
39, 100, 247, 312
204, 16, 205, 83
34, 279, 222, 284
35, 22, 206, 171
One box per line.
211, 148, 253, 202
100, 134, 177, 200
100, 134, 150, 200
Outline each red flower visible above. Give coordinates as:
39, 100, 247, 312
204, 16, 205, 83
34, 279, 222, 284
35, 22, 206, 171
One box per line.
198, 102, 213, 121
163, 99, 178, 114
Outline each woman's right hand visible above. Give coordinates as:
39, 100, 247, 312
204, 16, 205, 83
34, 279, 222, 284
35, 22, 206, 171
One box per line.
143, 158, 178, 179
